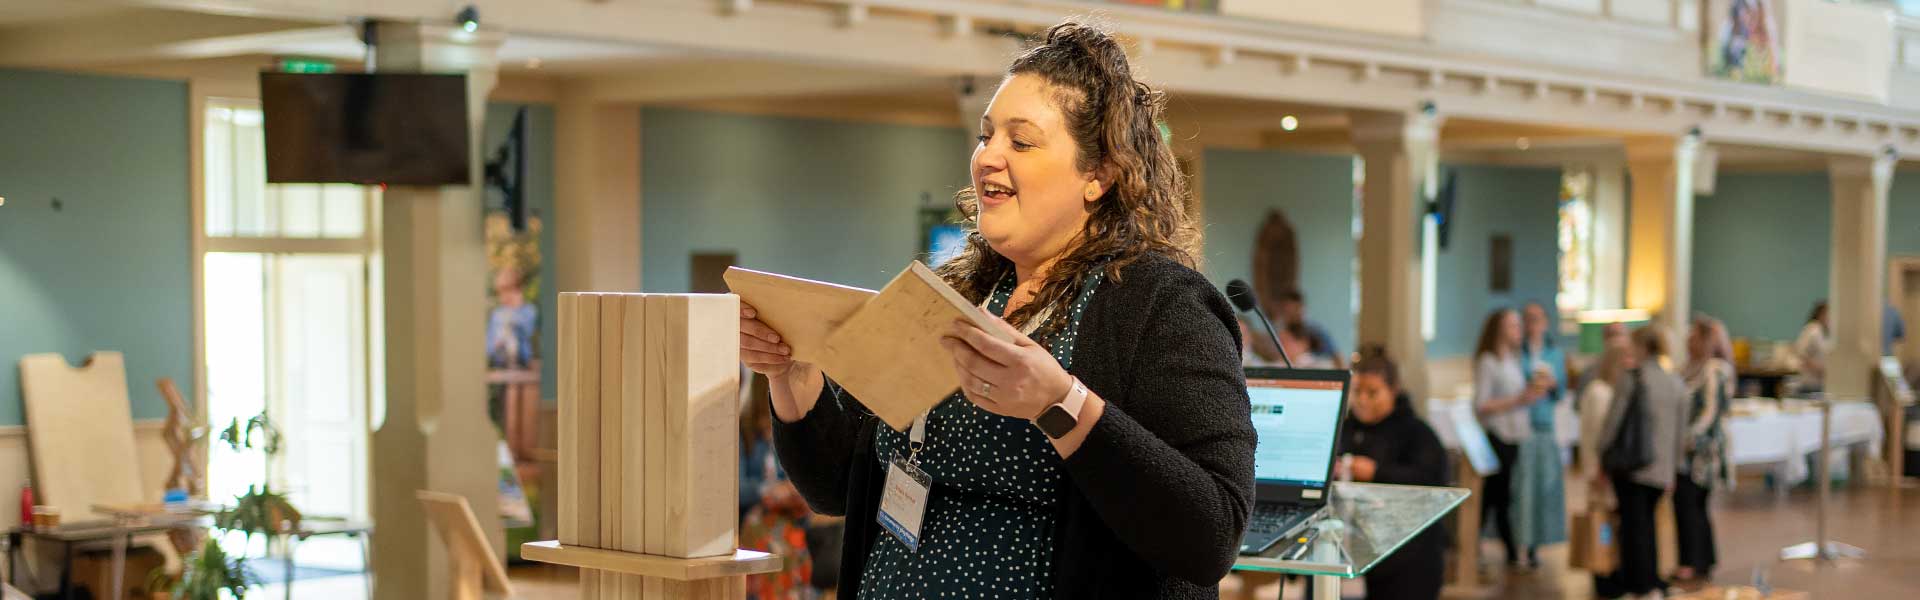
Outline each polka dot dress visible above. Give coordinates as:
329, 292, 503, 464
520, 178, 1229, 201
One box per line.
857, 267, 1106, 599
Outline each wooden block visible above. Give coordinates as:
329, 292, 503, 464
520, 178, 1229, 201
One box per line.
621, 294, 650, 553
817, 261, 1017, 430
601, 294, 626, 594
559, 294, 578, 545
643, 294, 741, 558
569, 293, 604, 549
722, 267, 876, 363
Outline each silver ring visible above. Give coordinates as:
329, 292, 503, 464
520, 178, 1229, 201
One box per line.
980, 382, 993, 399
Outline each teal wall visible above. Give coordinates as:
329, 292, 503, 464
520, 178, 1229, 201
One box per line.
639, 108, 974, 292
1426, 165, 1563, 358
1691, 173, 1832, 343
1201, 148, 1356, 354
1691, 171, 1920, 344
1892, 177, 1920, 257
0, 69, 191, 424
483, 103, 558, 402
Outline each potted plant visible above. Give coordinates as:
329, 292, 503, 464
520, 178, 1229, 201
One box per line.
149, 537, 256, 600
153, 412, 300, 599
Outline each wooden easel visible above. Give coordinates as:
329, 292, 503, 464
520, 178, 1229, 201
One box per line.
419, 491, 514, 600
522, 293, 779, 599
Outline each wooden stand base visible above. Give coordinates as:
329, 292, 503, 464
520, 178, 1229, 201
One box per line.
521, 541, 781, 599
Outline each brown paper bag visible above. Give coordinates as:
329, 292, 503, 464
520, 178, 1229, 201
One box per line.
1569, 509, 1618, 575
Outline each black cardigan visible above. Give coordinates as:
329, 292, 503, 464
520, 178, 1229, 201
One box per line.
772, 253, 1256, 599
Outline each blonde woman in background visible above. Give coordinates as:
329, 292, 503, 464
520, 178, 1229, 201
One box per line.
1675, 316, 1735, 583
1579, 346, 1633, 492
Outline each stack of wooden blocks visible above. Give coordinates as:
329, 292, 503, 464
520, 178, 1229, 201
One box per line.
545, 291, 758, 599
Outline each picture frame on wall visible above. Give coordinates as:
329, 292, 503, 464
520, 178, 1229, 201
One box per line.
1705, 0, 1782, 84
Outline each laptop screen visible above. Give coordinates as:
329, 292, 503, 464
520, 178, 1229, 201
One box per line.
1247, 376, 1346, 489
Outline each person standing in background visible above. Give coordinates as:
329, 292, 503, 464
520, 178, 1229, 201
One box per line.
1473, 308, 1552, 569
1886, 303, 1907, 357
1514, 303, 1569, 565
1595, 327, 1690, 600
1338, 348, 1446, 600
1276, 290, 1339, 361
1579, 346, 1634, 505
1675, 316, 1734, 584
1792, 301, 1830, 394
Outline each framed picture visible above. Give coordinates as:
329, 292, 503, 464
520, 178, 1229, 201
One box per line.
1705, 0, 1782, 84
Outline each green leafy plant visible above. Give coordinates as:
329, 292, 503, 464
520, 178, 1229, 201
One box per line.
158, 412, 298, 599
216, 484, 302, 539
150, 536, 258, 600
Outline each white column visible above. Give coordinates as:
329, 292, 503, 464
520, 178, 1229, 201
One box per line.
1351, 110, 1439, 403
1590, 159, 1629, 310
1826, 153, 1895, 398
554, 86, 642, 293
1625, 136, 1699, 358
368, 22, 502, 600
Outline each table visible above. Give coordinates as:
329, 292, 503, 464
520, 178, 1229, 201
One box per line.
6, 516, 206, 600
1233, 482, 1470, 600
287, 519, 374, 600
1737, 365, 1797, 399
1726, 400, 1883, 486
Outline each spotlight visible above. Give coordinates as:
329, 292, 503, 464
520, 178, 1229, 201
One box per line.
1280, 115, 1299, 131
456, 5, 480, 32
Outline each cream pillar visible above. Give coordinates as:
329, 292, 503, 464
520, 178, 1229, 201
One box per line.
369, 22, 502, 600
555, 87, 643, 294
1590, 159, 1629, 310
1625, 136, 1699, 357
1351, 110, 1439, 403
1826, 153, 1896, 398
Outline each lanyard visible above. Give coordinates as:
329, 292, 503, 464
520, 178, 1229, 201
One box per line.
907, 412, 927, 464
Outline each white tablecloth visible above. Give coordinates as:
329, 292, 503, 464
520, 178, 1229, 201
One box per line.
1725, 401, 1883, 484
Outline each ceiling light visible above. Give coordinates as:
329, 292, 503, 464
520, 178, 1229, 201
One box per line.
457, 5, 480, 33
526, 58, 542, 69
1515, 137, 1532, 150
1280, 115, 1299, 131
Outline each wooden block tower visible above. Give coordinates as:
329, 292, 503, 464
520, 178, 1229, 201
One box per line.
524, 292, 779, 599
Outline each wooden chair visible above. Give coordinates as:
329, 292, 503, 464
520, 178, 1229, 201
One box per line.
418, 491, 513, 600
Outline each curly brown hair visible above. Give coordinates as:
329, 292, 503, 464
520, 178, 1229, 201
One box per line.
934, 20, 1199, 338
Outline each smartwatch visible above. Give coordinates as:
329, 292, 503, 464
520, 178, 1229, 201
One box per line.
1034, 378, 1088, 440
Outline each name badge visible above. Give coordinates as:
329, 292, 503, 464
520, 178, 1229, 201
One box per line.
877, 451, 931, 552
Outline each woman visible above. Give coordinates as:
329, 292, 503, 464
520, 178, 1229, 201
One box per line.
738, 22, 1256, 599
1281, 321, 1340, 368
1578, 346, 1633, 490
1338, 348, 1446, 600
1513, 302, 1569, 559
1676, 316, 1734, 583
1792, 301, 1830, 394
1595, 327, 1690, 600
1472, 309, 1551, 568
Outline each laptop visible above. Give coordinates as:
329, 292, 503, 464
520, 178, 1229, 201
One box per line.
1238, 367, 1351, 556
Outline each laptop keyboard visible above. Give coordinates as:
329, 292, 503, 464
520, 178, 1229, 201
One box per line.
1247, 503, 1311, 534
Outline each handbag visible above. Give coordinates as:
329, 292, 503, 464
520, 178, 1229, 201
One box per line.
1602, 367, 1652, 474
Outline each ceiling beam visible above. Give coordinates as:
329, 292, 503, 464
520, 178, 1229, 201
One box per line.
0, 9, 333, 67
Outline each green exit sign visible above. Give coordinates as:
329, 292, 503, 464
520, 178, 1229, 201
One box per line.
278, 57, 336, 73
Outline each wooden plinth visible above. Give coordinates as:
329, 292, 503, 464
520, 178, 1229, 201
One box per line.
520, 541, 781, 581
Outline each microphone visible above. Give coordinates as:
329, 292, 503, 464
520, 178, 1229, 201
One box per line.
1225, 279, 1293, 369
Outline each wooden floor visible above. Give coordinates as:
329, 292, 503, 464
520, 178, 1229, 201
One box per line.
253, 481, 1920, 599
1225, 479, 1920, 599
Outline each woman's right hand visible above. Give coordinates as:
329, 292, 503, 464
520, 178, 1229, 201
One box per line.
740, 302, 824, 422
739, 302, 798, 378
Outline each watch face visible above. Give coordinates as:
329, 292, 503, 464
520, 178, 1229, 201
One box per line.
1036, 405, 1077, 439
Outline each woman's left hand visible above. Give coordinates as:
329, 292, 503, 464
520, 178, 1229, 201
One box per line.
941, 314, 1075, 421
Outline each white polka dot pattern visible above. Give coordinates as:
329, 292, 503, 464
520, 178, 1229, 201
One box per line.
857, 267, 1107, 599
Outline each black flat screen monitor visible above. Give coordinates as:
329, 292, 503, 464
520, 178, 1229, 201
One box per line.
260, 72, 470, 185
